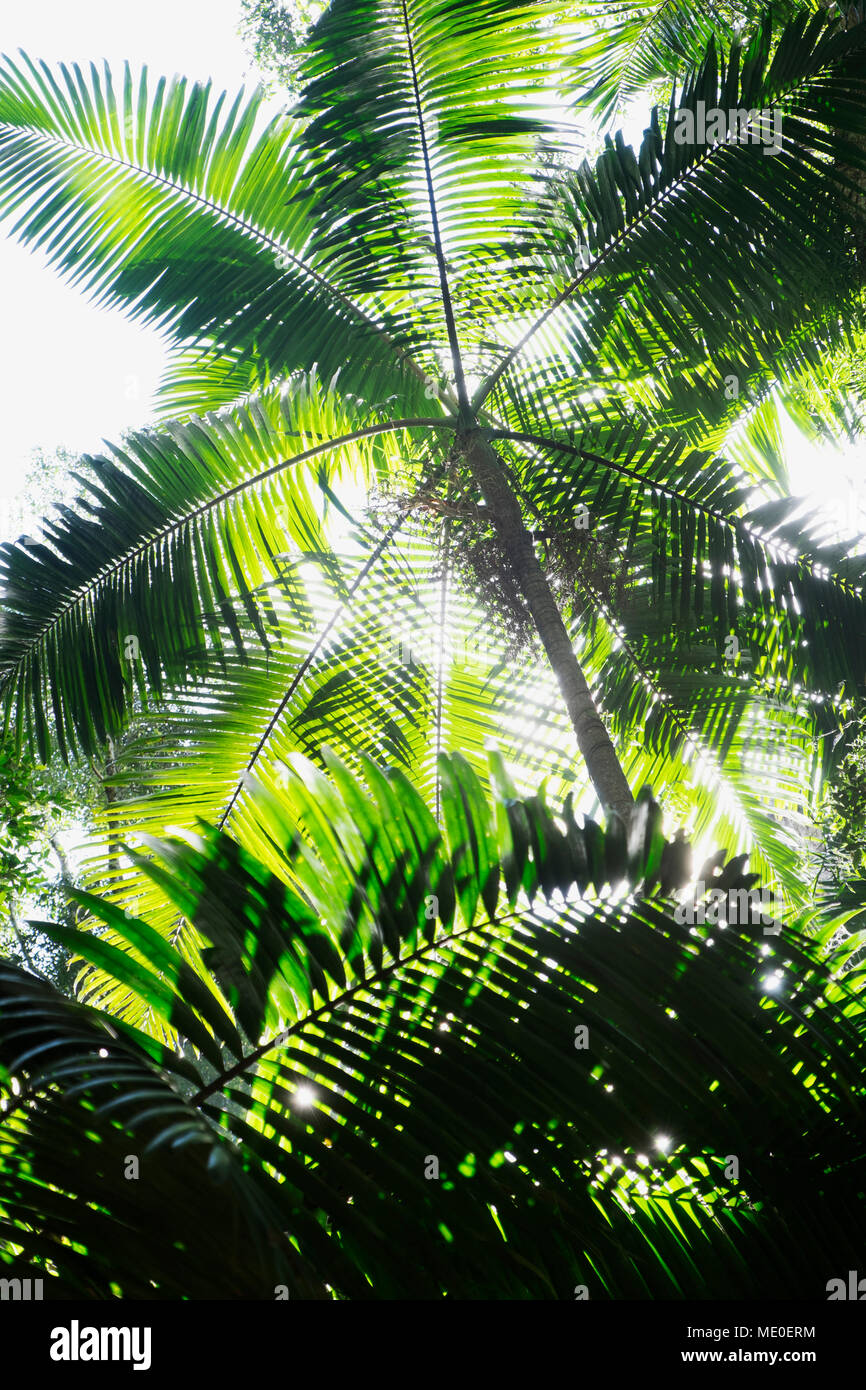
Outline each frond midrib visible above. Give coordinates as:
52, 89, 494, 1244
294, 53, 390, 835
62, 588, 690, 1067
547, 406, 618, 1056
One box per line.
496, 427, 866, 599
472, 37, 858, 411
0, 417, 451, 697
188, 891, 605, 1107
0, 117, 430, 383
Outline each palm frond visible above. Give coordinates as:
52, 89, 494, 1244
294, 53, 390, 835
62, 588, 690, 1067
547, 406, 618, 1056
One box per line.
496, 424, 866, 700
3, 756, 865, 1297
0, 376, 445, 758
0, 54, 432, 408
565, 0, 749, 125
476, 12, 866, 415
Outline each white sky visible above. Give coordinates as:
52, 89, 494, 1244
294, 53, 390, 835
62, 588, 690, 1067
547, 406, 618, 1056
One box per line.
0, 1, 861, 542
0, 0, 270, 532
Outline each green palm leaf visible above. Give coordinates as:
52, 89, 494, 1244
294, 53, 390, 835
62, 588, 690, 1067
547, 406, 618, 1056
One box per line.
0, 375, 446, 758
0, 54, 432, 409
477, 12, 866, 425
3, 755, 864, 1297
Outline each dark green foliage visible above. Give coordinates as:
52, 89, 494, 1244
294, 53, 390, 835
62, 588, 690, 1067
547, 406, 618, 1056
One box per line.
2, 757, 863, 1298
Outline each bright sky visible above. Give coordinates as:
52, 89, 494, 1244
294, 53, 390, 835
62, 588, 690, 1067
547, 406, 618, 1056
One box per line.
0, 0, 273, 534
0, 1, 861, 543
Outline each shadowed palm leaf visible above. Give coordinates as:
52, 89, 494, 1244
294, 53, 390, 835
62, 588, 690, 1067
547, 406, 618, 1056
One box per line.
2, 758, 864, 1297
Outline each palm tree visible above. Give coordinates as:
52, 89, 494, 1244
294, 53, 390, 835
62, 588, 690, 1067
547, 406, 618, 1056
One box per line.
1, 0, 866, 1298
0, 4, 863, 845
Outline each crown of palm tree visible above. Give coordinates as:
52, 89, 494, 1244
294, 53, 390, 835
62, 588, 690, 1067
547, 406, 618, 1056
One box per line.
1, 0, 866, 1299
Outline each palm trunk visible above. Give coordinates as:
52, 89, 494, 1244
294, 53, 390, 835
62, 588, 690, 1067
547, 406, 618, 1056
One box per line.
459, 426, 634, 819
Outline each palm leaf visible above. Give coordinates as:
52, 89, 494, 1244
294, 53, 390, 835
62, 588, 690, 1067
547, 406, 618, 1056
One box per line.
0, 54, 432, 409
0, 375, 445, 758
3, 754, 865, 1297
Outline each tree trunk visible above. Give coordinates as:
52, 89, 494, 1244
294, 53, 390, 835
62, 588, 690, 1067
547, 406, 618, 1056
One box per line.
459, 426, 634, 820
9, 901, 41, 976
49, 832, 73, 883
